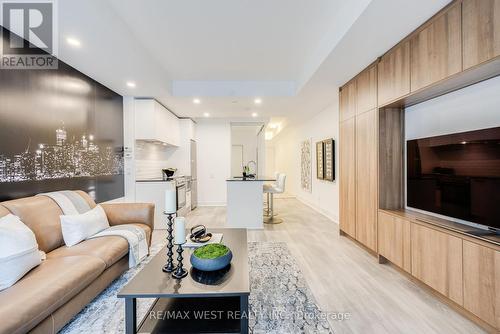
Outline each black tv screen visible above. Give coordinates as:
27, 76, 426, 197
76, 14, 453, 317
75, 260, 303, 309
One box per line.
407, 126, 500, 229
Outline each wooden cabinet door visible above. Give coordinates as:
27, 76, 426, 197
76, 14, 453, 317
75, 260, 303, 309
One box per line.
410, 2, 462, 91
356, 65, 377, 114
339, 118, 356, 237
377, 41, 410, 106
340, 80, 357, 122
378, 212, 411, 272
463, 241, 500, 328
378, 212, 403, 267
463, 0, 500, 69
355, 109, 378, 251
411, 223, 463, 305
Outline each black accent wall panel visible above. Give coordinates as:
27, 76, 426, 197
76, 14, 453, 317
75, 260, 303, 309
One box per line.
0, 27, 124, 202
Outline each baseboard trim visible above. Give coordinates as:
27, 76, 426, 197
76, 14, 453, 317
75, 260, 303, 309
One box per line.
273, 193, 296, 199
294, 196, 339, 224
197, 202, 227, 207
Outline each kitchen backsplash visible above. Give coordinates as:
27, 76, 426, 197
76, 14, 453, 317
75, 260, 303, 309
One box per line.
135, 141, 176, 180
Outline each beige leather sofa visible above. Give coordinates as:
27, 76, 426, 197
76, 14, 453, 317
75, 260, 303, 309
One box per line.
0, 191, 154, 334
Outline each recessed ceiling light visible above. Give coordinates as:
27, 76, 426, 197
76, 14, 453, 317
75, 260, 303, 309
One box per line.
252, 112, 258, 118
269, 123, 278, 129
203, 112, 210, 117
254, 98, 262, 105
193, 98, 201, 104
66, 37, 81, 47
126, 81, 136, 88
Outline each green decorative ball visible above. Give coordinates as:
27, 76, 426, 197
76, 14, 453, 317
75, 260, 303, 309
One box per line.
193, 243, 230, 259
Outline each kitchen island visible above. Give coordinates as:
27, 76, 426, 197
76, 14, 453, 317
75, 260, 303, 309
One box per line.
135, 179, 176, 230
226, 176, 275, 229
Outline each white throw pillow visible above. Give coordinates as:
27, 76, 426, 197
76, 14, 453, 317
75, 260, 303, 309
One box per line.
60, 205, 110, 247
0, 214, 43, 291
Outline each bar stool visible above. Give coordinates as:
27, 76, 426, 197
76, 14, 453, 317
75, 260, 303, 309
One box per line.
263, 172, 279, 216
263, 173, 286, 224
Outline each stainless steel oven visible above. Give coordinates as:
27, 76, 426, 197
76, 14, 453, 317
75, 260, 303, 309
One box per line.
175, 177, 187, 211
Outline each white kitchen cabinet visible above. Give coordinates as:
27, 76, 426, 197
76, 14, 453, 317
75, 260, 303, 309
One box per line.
135, 99, 180, 146
163, 104, 180, 146
135, 181, 176, 230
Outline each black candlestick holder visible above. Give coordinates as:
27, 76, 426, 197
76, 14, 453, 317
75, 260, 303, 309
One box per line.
162, 212, 176, 273
172, 242, 188, 279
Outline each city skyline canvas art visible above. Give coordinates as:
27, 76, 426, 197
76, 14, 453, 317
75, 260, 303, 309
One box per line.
0, 123, 123, 183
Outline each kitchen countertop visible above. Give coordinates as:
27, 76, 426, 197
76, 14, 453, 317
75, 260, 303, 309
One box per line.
136, 176, 192, 183
136, 179, 174, 182
226, 176, 276, 182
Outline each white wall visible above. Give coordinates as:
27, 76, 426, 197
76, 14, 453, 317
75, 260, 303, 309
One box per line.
265, 146, 275, 177
257, 128, 266, 177
406, 76, 500, 140
270, 96, 340, 222
230, 124, 266, 176
231, 126, 259, 175
123, 97, 135, 201
196, 120, 231, 206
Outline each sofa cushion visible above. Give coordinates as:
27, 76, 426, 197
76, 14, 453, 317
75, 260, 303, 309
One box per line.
0, 214, 43, 291
48, 236, 128, 268
60, 205, 110, 247
0, 255, 105, 334
0, 196, 65, 253
47, 223, 152, 267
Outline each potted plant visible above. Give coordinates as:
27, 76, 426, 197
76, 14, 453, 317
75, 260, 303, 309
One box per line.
190, 244, 233, 271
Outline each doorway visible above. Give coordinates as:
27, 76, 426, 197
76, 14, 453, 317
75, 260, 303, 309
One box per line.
230, 123, 265, 177
231, 145, 244, 177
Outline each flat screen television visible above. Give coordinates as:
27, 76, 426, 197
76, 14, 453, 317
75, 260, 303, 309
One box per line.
407, 126, 500, 231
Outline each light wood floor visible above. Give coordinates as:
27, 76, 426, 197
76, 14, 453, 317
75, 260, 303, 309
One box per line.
155, 198, 485, 334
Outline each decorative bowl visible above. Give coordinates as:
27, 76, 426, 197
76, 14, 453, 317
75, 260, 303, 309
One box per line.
190, 244, 233, 272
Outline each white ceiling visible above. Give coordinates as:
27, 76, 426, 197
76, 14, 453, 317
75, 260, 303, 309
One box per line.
108, 0, 348, 83
56, 0, 451, 125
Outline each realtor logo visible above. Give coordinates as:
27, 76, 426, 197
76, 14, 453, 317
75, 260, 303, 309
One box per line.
0, 0, 58, 69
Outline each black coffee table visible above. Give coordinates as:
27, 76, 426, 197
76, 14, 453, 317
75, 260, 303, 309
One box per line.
118, 228, 250, 334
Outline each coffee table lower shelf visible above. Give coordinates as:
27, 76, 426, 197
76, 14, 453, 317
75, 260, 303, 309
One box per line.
132, 295, 249, 334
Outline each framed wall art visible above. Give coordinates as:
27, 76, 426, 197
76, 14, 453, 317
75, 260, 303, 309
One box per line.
323, 138, 335, 181
300, 138, 312, 192
316, 141, 324, 179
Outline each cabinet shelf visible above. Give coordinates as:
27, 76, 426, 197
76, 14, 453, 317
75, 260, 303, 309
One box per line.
379, 209, 500, 248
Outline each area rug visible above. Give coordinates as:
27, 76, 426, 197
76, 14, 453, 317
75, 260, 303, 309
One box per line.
60, 240, 332, 334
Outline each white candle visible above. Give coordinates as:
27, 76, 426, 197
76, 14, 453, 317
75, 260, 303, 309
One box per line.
165, 188, 177, 214
174, 217, 186, 244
